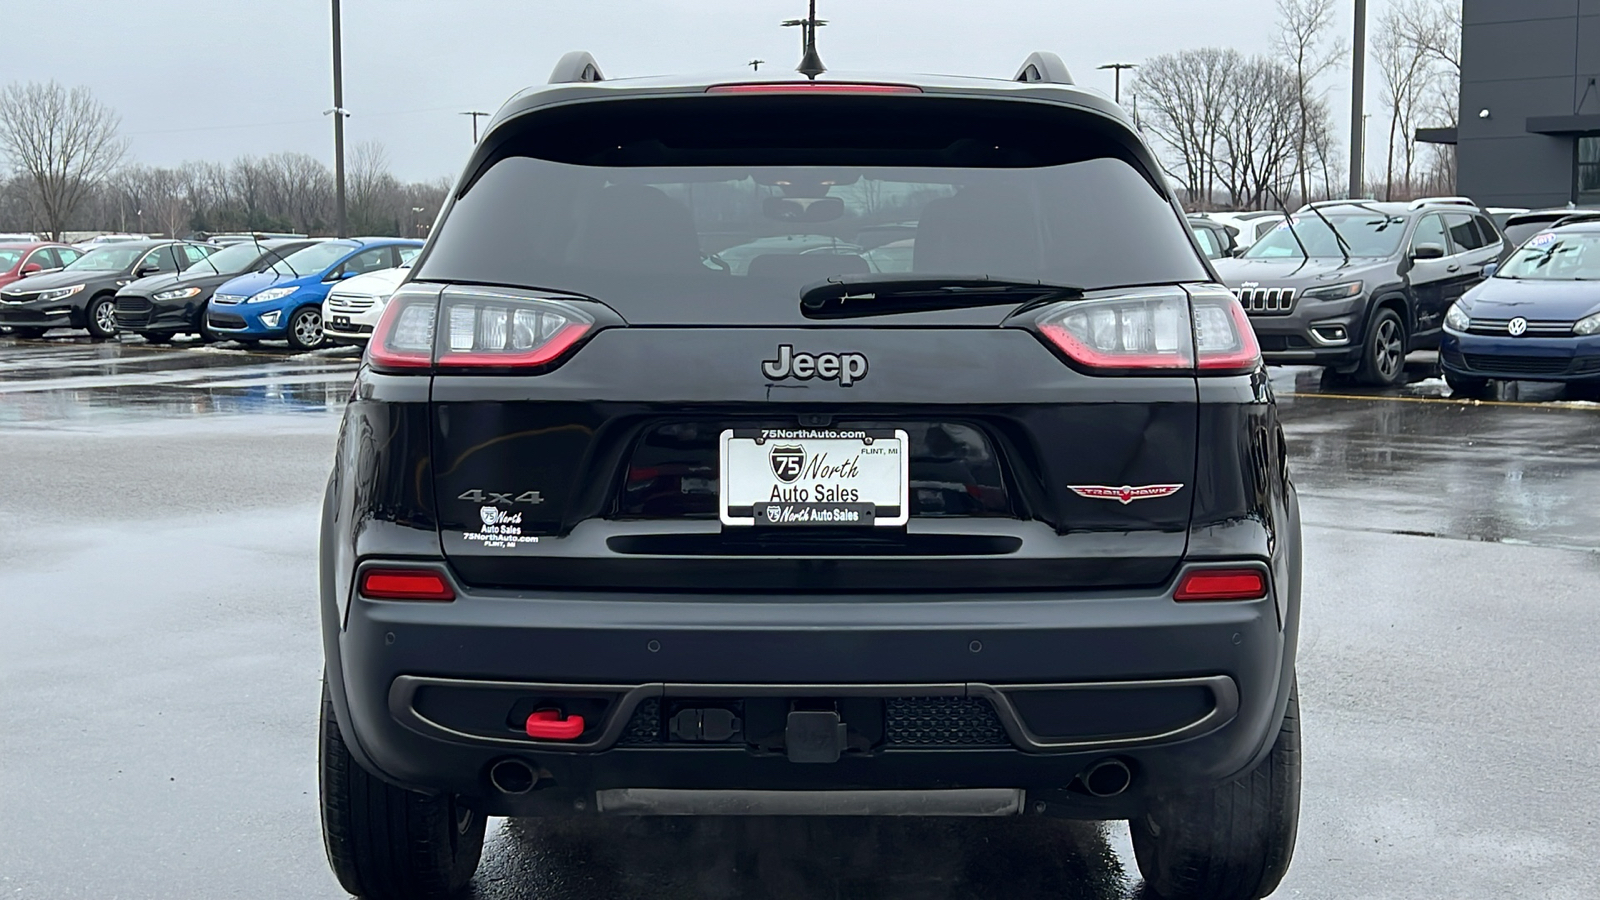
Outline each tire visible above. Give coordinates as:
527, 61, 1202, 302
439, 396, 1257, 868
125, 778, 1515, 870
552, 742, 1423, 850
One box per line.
12, 327, 48, 339
1444, 370, 1489, 397
1131, 679, 1301, 900
320, 681, 484, 899
1354, 308, 1406, 386
85, 294, 119, 340
287, 306, 325, 351
197, 302, 220, 343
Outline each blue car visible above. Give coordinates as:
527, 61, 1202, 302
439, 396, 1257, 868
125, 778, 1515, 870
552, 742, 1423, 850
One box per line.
1441, 220, 1600, 396
206, 238, 423, 349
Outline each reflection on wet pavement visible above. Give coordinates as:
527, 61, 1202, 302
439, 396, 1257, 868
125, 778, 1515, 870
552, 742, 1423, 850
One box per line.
473, 817, 1130, 900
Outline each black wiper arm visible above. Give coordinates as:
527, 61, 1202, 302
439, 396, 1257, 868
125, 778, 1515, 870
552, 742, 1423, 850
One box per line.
800, 275, 1083, 319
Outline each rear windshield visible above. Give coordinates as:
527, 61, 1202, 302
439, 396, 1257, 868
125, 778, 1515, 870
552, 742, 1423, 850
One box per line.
1503, 219, 1565, 248
417, 96, 1208, 317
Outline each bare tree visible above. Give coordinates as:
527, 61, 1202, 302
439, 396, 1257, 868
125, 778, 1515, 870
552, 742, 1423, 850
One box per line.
0, 81, 127, 239
1374, 5, 1436, 200
1275, 0, 1346, 204
1136, 49, 1237, 205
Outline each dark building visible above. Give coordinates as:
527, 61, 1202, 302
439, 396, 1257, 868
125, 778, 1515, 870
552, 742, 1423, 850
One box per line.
1443, 0, 1600, 208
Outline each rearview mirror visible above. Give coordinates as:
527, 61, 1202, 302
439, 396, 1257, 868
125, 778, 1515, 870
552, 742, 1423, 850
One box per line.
135, 264, 160, 277
764, 196, 845, 223
20, 263, 42, 276
1411, 243, 1446, 261
1482, 262, 1499, 278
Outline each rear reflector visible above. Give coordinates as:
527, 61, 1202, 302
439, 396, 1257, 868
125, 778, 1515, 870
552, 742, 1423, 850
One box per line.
706, 83, 922, 94
1174, 569, 1268, 602
360, 569, 455, 601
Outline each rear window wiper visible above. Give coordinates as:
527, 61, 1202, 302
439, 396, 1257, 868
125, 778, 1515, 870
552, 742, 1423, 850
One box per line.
800, 275, 1083, 319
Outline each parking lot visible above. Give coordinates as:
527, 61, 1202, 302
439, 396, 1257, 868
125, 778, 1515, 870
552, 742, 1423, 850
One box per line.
1, 334, 1597, 899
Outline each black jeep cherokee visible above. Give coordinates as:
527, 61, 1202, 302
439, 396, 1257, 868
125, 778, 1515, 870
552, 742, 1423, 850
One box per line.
1213, 199, 1505, 385
319, 51, 1303, 900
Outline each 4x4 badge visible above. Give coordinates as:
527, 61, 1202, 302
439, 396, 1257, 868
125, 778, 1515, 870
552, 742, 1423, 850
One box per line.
1069, 483, 1185, 504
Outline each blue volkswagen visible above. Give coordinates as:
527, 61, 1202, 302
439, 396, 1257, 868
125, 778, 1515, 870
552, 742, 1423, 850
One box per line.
206, 238, 423, 350
1441, 221, 1600, 396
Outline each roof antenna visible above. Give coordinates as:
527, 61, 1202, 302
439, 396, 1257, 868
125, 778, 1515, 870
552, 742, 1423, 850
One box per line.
787, 0, 827, 80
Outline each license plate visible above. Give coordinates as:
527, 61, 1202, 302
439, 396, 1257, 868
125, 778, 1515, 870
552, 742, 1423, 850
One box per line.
719, 428, 909, 527
332, 315, 351, 326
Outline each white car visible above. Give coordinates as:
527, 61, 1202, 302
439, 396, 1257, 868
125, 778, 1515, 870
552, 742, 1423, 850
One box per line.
323, 264, 411, 345
1207, 212, 1287, 251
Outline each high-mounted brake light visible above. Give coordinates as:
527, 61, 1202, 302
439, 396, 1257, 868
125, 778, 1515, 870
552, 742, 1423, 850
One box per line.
366, 285, 598, 372
360, 568, 455, 601
706, 83, 922, 94
1174, 568, 1268, 602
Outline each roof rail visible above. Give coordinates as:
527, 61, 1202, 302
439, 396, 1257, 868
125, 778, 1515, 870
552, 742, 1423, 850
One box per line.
1013, 52, 1073, 85
549, 51, 604, 84
1407, 196, 1477, 210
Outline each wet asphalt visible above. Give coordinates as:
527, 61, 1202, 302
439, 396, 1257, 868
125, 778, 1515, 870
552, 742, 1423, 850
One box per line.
1, 334, 1597, 899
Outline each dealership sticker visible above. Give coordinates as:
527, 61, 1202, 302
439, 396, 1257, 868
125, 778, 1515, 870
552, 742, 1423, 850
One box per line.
1528, 232, 1558, 248
464, 505, 540, 548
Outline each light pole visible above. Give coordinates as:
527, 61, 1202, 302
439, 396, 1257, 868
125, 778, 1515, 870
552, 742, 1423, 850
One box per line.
330, 0, 348, 238
411, 206, 426, 237
1097, 63, 1137, 105
748, 59, 765, 72
1349, 0, 1367, 200
460, 110, 488, 143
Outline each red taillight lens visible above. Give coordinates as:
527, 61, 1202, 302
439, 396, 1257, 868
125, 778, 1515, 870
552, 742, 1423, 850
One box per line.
366, 285, 598, 373
359, 568, 455, 601
1174, 568, 1268, 602
367, 288, 438, 370
706, 83, 922, 94
1190, 287, 1262, 373
1036, 289, 1195, 371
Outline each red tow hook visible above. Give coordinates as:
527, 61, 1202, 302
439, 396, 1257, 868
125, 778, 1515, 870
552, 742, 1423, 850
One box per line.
525, 709, 585, 741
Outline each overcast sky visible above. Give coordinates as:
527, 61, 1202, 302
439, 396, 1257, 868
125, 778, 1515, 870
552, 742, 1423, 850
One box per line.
4, 0, 1399, 183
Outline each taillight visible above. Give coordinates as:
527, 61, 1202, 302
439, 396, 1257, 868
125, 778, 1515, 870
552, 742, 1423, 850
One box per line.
366, 284, 598, 373
1189, 287, 1262, 373
1036, 288, 1195, 371
1028, 286, 1261, 375
1174, 568, 1268, 602
359, 568, 455, 601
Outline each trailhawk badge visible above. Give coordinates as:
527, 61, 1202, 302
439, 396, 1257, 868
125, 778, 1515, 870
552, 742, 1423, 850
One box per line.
1068, 483, 1185, 504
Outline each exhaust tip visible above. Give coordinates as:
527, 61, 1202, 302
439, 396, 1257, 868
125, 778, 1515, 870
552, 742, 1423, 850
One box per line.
1080, 758, 1132, 798
488, 758, 538, 795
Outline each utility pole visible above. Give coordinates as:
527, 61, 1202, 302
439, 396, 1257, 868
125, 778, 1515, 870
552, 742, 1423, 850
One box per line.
329, 0, 348, 238
1097, 63, 1137, 105
1349, 0, 1367, 200
782, 1, 826, 64
748, 59, 765, 71
460, 110, 488, 143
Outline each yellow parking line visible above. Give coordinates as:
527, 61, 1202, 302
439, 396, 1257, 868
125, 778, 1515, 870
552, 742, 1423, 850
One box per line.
1281, 391, 1600, 411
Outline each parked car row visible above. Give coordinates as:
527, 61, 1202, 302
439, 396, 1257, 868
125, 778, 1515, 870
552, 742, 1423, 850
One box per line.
1206, 196, 1600, 394
0, 236, 422, 350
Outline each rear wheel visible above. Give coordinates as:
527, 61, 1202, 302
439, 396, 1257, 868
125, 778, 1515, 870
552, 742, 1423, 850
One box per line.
320, 681, 484, 899
85, 294, 119, 340
287, 306, 325, 351
1355, 308, 1406, 386
1130, 679, 1300, 900
1444, 370, 1489, 397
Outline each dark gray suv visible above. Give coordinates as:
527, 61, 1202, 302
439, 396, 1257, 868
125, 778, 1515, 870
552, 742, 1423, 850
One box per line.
1213, 199, 1506, 385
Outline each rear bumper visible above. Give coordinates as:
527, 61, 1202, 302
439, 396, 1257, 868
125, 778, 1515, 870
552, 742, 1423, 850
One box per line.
326, 562, 1295, 819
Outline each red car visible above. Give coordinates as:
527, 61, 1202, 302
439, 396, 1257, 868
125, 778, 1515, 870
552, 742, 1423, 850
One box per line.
0, 242, 81, 292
